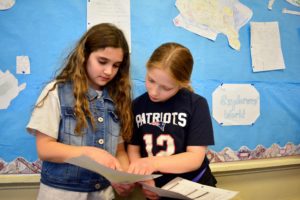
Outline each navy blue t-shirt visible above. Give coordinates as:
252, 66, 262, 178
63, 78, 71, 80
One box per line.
130, 89, 216, 187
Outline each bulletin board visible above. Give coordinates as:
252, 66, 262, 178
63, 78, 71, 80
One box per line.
0, 0, 299, 174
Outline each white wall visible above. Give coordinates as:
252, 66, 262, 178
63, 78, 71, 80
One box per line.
1, 156, 299, 200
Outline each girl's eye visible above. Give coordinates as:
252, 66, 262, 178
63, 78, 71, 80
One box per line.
162, 87, 173, 91
98, 60, 106, 65
113, 63, 121, 68
148, 78, 155, 83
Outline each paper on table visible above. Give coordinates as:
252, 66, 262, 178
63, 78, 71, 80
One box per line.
141, 177, 238, 200
65, 155, 161, 184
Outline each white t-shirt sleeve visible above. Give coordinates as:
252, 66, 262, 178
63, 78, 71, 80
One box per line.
118, 136, 124, 144
26, 81, 60, 139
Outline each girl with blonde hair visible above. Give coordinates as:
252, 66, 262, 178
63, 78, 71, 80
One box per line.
128, 42, 217, 200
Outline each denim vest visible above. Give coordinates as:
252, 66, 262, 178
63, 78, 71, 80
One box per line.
40, 82, 121, 192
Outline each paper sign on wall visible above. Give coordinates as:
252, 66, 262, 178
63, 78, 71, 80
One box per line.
0, 0, 15, 10
16, 56, 31, 74
250, 22, 285, 72
0, 70, 26, 109
212, 84, 260, 126
87, 0, 131, 51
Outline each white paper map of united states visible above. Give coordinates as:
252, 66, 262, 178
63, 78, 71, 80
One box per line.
173, 0, 252, 50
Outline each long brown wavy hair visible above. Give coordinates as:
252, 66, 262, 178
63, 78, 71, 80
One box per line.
38, 23, 133, 141
146, 42, 194, 92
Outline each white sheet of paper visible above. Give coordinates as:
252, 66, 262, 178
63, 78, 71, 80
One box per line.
142, 177, 238, 200
282, 8, 300, 15
0, 0, 15, 10
286, 0, 300, 7
87, 0, 131, 51
250, 21, 286, 72
141, 183, 191, 199
0, 70, 26, 109
16, 56, 31, 74
268, 0, 275, 10
65, 155, 161, 184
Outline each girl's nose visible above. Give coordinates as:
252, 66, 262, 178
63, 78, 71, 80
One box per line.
104, 65, 113, 75
150, 85, 159, 96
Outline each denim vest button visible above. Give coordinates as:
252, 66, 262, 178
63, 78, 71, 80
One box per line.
95, 183, 101, 189
98, 117, 104, 123
98, 139, 104, 144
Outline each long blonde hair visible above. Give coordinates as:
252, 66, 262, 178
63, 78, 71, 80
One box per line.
39, 23, 133, 141
146, 42, 194, 92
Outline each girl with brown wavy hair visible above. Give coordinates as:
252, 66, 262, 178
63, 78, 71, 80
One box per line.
27, 23, 133, 200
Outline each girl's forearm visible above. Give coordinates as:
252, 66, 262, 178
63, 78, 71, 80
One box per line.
36, 131, 110, 164
152, 151, 205, 174
36, 132, 84, 163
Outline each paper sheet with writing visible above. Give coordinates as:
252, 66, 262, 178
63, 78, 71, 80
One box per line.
142, 177, 238, 200
250, 21, 285, 72
87, 0, 131, 50
65, 155, 161, 184
16, 56, 30, 74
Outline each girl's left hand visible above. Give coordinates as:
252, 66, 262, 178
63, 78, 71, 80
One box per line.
111, 183, 136, 197
140, 179, 160, 200
83, 146, 122, 170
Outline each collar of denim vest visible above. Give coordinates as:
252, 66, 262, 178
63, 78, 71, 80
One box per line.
86, 86, 114, 103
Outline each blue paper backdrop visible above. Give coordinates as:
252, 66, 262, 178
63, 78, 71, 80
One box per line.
0, 0, 299, 162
